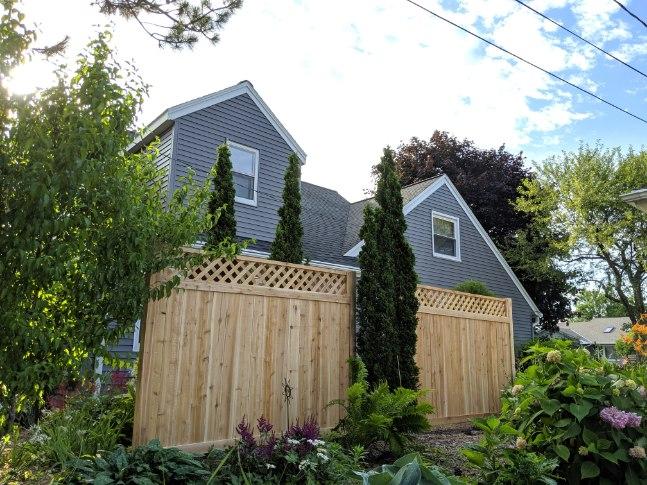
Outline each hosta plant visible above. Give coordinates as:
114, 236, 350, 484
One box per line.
353, 452, 464, 485
500, 339, 647, 483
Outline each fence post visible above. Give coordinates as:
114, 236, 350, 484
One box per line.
348, 270, 357, 357
506, 298, 516, 377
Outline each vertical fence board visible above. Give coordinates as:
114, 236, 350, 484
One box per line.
133, 255, 515, 449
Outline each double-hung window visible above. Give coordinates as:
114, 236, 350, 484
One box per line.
229, 141, 259, 206
432, 211, 460, 261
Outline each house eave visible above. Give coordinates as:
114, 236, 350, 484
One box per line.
127, 81, 307, 162
621, 188, 647, 212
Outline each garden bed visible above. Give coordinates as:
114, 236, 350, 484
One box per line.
416, 423, 481, 478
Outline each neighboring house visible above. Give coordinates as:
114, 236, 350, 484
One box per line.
622, 187, 647, 213
556, 317, 630, 361
114, 80, 541, 368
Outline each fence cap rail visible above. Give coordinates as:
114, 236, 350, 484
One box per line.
416, 284, 511, 318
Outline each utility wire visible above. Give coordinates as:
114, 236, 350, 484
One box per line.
514, 0, 647, 79
403, 0, 647, 125
612, 0, 647, 30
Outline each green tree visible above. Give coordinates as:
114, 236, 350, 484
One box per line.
357, 148, 420, 389
516, 143, 647, 323
356, 205, 397, 386
573, 289, 628, 321
206, 143, 237, 248
270, 153, 304, 263
0, 8, 238, 432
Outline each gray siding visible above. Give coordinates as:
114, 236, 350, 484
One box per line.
405, 185, 535, 347
171, 93, 293, 243
156, 127, 174, 202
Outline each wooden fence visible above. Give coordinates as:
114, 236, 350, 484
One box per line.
133, 254, 515, 449
415, 285, 515, 424
133, 255, 355, 451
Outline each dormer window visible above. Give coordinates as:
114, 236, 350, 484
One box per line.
432, 211, 461, 261
229, 141, 259, 206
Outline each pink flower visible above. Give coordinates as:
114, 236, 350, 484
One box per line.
600, 406, 642, 429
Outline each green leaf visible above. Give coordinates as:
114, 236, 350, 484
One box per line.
580, 461, 600, 479
569, 401, 593, 422
563, 421, 581, 439
390, 462, 422, 485
541, 399, 562, 416
462, 449, 485, 467
554, 444, 570, 461
582, 427, 597, 446
554, 418, 571, 427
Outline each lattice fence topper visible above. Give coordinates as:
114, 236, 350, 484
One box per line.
416, 285, 508, 317
185, 256, 349, 296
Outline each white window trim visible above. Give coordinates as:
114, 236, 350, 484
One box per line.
227, 140, 259, 207
132, 319, 141, 352
432, 211, 461, 262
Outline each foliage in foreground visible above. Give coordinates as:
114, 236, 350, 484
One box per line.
479, 340, 647, 483
331, 357, 433, 458
453, 280, 495, 297
463, 417, 559, 485
0, 7, 242, 432
1, 388, 134, 483
353, 452, 464, 485
66, 439, 210, 484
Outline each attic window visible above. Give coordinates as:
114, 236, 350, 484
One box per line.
432, 211, 460, 262
228, 141, 259, 206
604, 326, 615, 333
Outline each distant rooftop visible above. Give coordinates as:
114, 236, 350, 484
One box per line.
558, 316, 630, 345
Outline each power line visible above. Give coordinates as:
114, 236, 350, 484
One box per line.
612, 0, 647, 30
514, 0, 647, 80
403, 0, 647, 125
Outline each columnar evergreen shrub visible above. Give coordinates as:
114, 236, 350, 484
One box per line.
206, 143, 237, 247
357, 147, 420, 389
270, 153, 304, 263
357, 205, 397, 385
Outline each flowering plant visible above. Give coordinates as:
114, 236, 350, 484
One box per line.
209, 415, 365, 484
497, 339, 647, 482
618, 314, 647, 358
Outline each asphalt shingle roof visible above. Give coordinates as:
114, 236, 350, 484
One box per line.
299, 177, 441, 266
557, 317, 630, 345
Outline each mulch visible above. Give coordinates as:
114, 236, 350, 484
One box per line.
415, 423, 482, 478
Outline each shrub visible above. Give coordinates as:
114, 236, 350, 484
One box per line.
617, 313, 647, 359
463, 417, 559, 485
496, 339, 647, 482
207, 415, 365, 484
65, 439, 209, 484
453, 280, 495, 297
330, 357, 433, 458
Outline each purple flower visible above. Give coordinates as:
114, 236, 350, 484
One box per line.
257, 415, 273, 434
236, 416, 256, 448
257, 432, 277, 459
600, 406, 642, 430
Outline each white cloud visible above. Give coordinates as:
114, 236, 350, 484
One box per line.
4, 0, 641, 200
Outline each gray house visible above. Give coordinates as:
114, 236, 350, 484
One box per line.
111, 80, 541, 370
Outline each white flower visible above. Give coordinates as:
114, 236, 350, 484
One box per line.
546, 350, 561, 363
625, 379, 638, 390
307, 438, 325, 446
510, 384, 524, 396
287, 438, 301, 445
298, 459, 313, 471
266, 463, 276, 470
317, 452, 329, 462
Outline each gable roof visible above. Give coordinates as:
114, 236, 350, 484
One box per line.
128, 81, 307, 161
558, 317, 630, 345
340, 175, 542, 317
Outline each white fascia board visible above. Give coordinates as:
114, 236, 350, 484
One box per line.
243, 248, 360, 272
621, 188, 647, 202
128, 81, 307, 162
342, 175, 542, 317
343, 176, 445, 257
441, 176, 542, 317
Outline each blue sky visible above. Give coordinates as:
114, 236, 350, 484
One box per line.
8, 0, 647, 200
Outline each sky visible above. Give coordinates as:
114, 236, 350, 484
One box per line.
7, 0, 647, 201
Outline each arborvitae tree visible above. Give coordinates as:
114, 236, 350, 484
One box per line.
270, 153, 304, 263
206, 143, 237, 247
356, 205, 398, 386
374, 147, 420, 389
